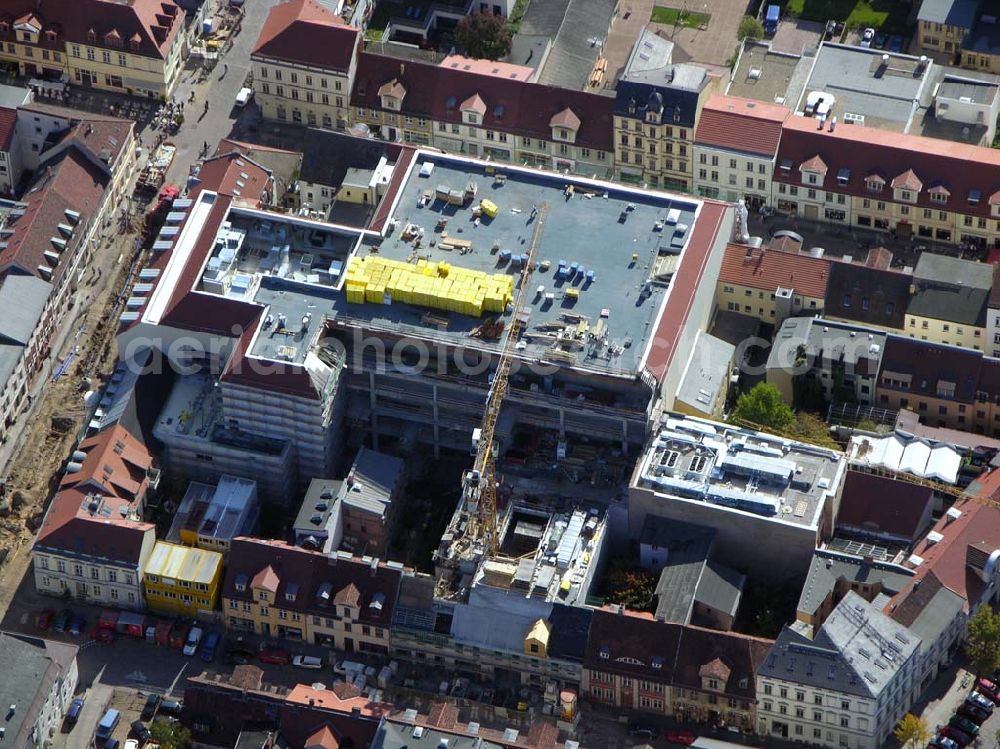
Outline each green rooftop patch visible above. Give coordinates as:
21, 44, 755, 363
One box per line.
649, 5, 712, 28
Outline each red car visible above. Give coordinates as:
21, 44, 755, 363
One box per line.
665, 731, 696, 745
258, 648, 291, 665
89, 626, 116, 644
977, 679, 1000, 704
36, 608, 55, 631
939, 727, 972, 747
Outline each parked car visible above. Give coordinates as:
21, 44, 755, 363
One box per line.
873, 32, 887, 49
259, 647, 291, 665
168, 622, 189, 649
965, 691, 994, 712
665, 730, 696, 745
928, 736, 958, 749
627, 721, 657, 739
199, 631, 221, 663
292, 655, 323, 670
69, 614, 86, 637
66, 697, 85, 727
949, 715, 979, 736
159, 699, 183, 717
957, 702, 989, 724
889, 35, 904, 52
96, 709, 121, 744
226, 647, 255, 665
938, 727, 972, 747
977, 679, 1000, 703
860, 27, 875, 48
36, 608, 55, 631
53, 608, 72, 633
140, 693, 160, 721
182, 626, 203, 656
130, 719, 152, 744
125, 739, 140, 749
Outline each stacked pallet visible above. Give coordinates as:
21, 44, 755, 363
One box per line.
344, 256, 513, 317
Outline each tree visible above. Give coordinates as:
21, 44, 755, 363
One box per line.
966, 605, 1000, 677
731, 382, 794, 431
738, 15, 764, 41
893, 714, 930, 749
454, 12, 512, 60
150, 719, 192, 749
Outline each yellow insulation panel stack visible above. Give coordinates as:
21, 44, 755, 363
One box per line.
344, 256, 513, 317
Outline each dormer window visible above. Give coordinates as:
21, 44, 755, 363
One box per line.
798, 155, 827, 186
549, 108, 580, 144
460, 93, 486, 126
0, 22, 9, 33
645, 110, 660, 124
378, 79, 405, 111
891, 170, 922, 202
930, 191, 948, 204
599, 645, 610, 659
87, 29, 96, 42
969, 189, 982, 205
866, 176, 884, 193
234, 573, 248, 592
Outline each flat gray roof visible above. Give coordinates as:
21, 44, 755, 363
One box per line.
518, 0, 615, 89
728, 42, 805, 105
800, 43, 934, 132
677, 331, 735, 415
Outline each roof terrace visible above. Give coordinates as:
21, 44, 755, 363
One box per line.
635, 413, 846, 528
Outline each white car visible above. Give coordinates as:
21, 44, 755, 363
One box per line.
182, 626, 203, 656
292, 655, 324, 669
235, 87, 253, 108
125, 740, 140, 749
860, 27, 875, 48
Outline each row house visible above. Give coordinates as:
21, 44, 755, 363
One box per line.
904, 253, 993, 350
916, 0, 1000, 76
715, 244, 831, 323
582, 608, 770, 729
350, 52, 614, 178
757, 592, 920, 749
0, 0, 184, 98
772, 114, 1000, 250
222, 537, 402, 655
693, 94, 789, 210
251, 0, 360, 131
32, 425, 159, 609
612, 29, 719, 191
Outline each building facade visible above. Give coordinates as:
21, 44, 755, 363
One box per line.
251, 0, 360, 131
716, 244, 830, 323
0, 633, 79, 749
0, 0, 184, 98
143, 541, 224, 617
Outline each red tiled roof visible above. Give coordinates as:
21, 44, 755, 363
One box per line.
549, 107, 581, 130
252, 0, 359, 72
305, 726, 339, 749
800, 154, 828, 174
694, 94, 788, 157
836, 470, 933, 542
891, 471, 1000, 611
251, 564, 280, 592
892, 169, 923, 191
718, 244, 831, 299
61, 424, 152, 501
352, 52, 614, 152
775, 115, 1000, 219
644, 201, 729, 383
196, 152, 272, 206
0, 107, 15, 154
0, 0, 182, 59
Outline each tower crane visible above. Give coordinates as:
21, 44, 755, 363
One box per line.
463, 202, 549, 557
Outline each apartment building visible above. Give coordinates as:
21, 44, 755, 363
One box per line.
716, 244, 831, 323
251, 0, 360, 130
693, 94, 788, 209
350, 52, 614, 177
765, 317, 887, 406
582, 609, 770, 728
773, 113, 1000, 249
32, 425, 158, 609
143, 540, 224, 617
757, 592, 920, 749
917, 0, 980, 58
905, 253, 993, 349
166, 475, 259, 552
823, 261, 911, 334
338, 447, 404, 555
613, 28, 718, 190
0, 0, 184, 98
222, 538, 401, 654
987, 282, 1000, 358
0, 633, 78, 749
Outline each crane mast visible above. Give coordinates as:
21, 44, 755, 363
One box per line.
464, 202, 549, 556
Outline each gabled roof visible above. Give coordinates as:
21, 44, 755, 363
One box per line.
460, 93, 486, 114
800, 154, 828, 174
252, 0, 359, 72
251, 564, 281, 592
824, 261, 911, 330
61, 424, 152, 501
891, 168, 923, 191
197, 151, 272, 206
377, 79, 405, 100
549, 107, 581, 130
305, 725, 339, 749
775, 114, 1000, 220
694, 94, 788, 157
352, 52, 614, 152
718, 244, 831, 299
917, 0, 980, 28
222, 538, 402, 624
0, 0, 182, 59
878, 336, 982, 404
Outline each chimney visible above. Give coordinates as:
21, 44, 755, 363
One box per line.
399, 63, 405, 78
351, 707, 361, 718
829, 116, 837, 132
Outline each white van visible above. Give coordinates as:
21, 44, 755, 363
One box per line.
235, 88, 253, 108
292, 655, 324, 670
182, 626, 203, 656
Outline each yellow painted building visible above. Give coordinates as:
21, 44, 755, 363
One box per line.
0, 0, 185, 99
143, 541, 223, 617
